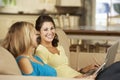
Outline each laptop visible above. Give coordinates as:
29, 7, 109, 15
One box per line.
90, 41, 119, 75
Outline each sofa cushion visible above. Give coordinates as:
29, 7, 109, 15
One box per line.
0, 46, 21, 75
56, 28, 70, 59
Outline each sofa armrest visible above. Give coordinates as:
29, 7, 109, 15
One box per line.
0, 75, 93, 80
0, 46, 21, 75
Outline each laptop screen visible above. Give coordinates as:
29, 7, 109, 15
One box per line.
93, 41, 119, 75
104, 41, 119, 68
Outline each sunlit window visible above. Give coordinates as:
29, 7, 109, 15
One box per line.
95, 0, 120, 27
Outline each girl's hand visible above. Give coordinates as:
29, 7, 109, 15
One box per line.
84, 74, 96, 79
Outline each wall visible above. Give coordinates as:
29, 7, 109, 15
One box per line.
16, 0, 56, 13
0, 0, 82, 13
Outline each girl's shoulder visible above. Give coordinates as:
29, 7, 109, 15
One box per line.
16, 56, 29, 62
36, 44, 44, 50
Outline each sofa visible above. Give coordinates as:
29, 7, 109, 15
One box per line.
0, 27, 120, 80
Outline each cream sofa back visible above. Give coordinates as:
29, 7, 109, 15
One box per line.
0, 46, 21, 75
56, 28, 70, 59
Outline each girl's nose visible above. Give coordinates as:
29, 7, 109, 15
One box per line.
48, 30, 52, 33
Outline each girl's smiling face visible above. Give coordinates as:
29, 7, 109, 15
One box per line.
40, 22, 55, 43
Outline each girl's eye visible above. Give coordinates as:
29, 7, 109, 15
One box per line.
51, 27, 55, 30
44, 28, 48, 31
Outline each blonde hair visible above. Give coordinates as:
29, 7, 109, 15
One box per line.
2, 21, 35, 57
